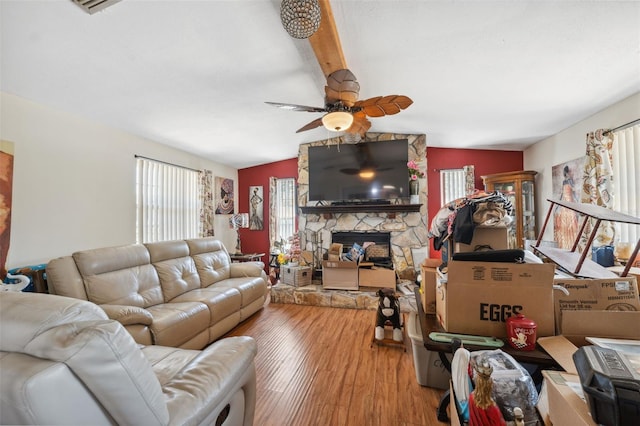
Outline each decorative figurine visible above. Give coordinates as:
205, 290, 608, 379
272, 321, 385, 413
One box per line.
469, 359, 506, 426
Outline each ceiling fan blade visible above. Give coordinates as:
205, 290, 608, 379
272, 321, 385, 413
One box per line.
346, 112, 371, 136
354, 95, 413, 117
325, 68, 360, 106
265, 102, 327, 113
296, 117, 325, 133
339, 168, 360, 175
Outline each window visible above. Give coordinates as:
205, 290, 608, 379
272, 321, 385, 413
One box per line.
270, 177, 297, 245
136, 157, 201, 243
612, 124, 639, 245
440, 168, 466, 205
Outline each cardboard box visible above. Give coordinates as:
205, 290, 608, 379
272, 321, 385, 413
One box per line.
420, 259, 442, 314
327, 243, 343, 261
453, 225, 509, 253
553, 276, 640, 334
560, 310, 640, 346
322, 260, 358, 290
281, 266, 312, 287
541, 370, 596, 426
437, 260, 556, 338
358, 266, 395, 289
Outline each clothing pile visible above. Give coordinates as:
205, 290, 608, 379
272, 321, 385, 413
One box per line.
428, 191, 514, 251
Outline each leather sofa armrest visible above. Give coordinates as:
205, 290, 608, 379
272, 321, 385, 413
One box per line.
230, 261, 265, 278
100, 305, 153, 326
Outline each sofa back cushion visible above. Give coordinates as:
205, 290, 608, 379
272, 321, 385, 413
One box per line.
73, 244, 164, 308
0, 292, 169, 425
186, 237, 232, 286
146, 240, 201, 301
46, 256, 90, 300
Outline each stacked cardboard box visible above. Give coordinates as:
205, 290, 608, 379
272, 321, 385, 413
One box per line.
436, 260, 556, 338
453, 225, 509, 253
420, 258, 442, 314
358, 263, 395, 289
322, 260, 358, 290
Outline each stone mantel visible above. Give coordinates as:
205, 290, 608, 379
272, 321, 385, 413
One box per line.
300, 203, 422, 215
297, 133, 428, 279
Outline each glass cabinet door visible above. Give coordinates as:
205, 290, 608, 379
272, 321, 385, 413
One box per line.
521, 180, 536, 241
481, 170, 538, 249
490, 181, 518, 248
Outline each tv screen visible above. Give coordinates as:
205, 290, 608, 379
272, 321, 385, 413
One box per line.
308, 139, 409, 202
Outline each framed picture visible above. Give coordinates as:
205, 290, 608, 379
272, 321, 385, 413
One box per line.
552, 157, 585, 249
214, 177, 234, 215
249, 185, 264, 230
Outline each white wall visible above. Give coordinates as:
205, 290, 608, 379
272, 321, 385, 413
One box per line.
1, 92, 238, 268
524, 92, 640, 241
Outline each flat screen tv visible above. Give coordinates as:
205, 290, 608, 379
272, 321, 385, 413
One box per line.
308, 139, 409, 202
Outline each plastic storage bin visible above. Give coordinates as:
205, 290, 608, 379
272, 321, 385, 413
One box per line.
407, 312, 451, 389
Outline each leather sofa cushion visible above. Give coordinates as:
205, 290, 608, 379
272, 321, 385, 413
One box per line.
215, 277, 267, 308
0, 292, 169, 425
73, 244, 164, 307
0, 294, 106, 352
171, 287, 242, 325
146, 302, 209, 347
192, 251, 232, 286
153, 257, 201, 302
141, 335, 257, 425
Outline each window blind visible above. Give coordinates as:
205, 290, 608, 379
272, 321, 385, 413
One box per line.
136, 158, 200, 243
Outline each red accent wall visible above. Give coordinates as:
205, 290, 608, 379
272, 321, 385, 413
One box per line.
237, 148, 523, 262
237, 158, 298, 261
426, 147, 523, 258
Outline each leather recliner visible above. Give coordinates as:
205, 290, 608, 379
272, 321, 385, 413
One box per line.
0, 292, 257, 425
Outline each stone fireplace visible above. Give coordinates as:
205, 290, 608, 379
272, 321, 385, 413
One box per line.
297, 133, 428, 280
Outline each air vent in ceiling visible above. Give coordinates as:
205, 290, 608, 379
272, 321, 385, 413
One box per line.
72, 0, 122, 15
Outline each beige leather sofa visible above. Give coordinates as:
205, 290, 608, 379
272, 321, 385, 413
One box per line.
46, 237, 268, 349
0, 292, 257, 425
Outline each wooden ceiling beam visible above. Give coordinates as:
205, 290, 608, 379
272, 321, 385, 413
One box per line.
308, 0, 347, 77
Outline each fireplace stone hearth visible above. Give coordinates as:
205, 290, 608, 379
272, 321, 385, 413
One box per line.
269, 280, 417, 313
297, 133, 429, 280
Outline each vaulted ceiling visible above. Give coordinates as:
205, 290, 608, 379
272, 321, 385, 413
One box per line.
2, 0, 639, 168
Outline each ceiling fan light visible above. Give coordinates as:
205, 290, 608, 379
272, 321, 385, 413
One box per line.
322, 111, 354, 132
280, 0, 321, 39
359, 169, 375, 179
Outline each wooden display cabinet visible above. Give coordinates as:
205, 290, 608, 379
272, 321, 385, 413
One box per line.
482, 170, 537, 249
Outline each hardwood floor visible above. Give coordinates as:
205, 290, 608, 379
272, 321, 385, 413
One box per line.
225, 299, 446, 426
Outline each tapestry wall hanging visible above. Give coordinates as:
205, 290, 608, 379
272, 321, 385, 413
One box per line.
552, 156, 586, 249
249, 185, 264, 230
0, 141, 14, 280
214, 177, 234, 215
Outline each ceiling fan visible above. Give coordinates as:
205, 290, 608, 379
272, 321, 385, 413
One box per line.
266, 68, 413, 136
268, 1, 412, 136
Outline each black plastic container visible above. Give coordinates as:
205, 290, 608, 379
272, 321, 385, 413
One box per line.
573, 346, 640, 426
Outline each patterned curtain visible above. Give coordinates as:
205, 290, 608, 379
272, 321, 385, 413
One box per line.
199, 169, 214, 237
581, 129, 615, 248
463, 165, 475, 195
268, 177, 277, 248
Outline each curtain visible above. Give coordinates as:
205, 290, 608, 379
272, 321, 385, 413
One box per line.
199, 169, 214, 237
581, 129, 615, 248
136, 158, 200, 243
611, 124, 640, 245
269, 177, 296, 249
463, 165, 475, 195
269, 177, 277, 249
